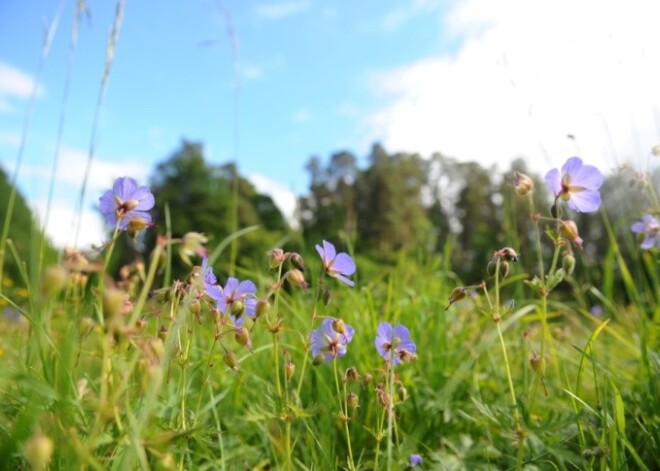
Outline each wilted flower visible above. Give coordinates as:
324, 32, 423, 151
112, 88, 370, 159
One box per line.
513, 171, 534, 196
210, 277, 258, 327
545, 157, 604, 213
409, 453, 423, 467
316, 240, 356, 286
631, 215, 660, 249
309, 318, 355, 362
99, 177, 155, 230
375, 322, 417, 366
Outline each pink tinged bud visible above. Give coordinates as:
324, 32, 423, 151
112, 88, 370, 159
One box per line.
286, 269, 308, 289
513, 171, 534, 196
268, 248, 286, 269
497, 247, 519, 261
560, 220, 583, 249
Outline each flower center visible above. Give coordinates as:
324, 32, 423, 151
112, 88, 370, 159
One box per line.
114, 197, 139, 219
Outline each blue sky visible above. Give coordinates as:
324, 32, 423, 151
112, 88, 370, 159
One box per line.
1, 0, 659, 248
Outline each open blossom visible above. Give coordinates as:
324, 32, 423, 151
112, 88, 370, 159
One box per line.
375, 322, 417, 366
310, 318, 355, 362
409, 453, 423, 467
99, 177, 155, 229
545, 157, 604, 213
316, 240, 356, 286
208, 277, 257, 327
631, 215, 660, 249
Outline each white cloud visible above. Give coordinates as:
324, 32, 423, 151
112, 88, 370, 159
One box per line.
0, 61, 43, 113
292, 107, 312, 124
0, 132, 21, 147
32, 197, 105, 250
254, 1, 311, 20
363, 0, 660, 175
248, 173, 298, 226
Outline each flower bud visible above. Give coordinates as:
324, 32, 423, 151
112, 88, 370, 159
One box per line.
286, 269, 308, 289
560, 220, 584, 249
127, 216, 150, 234
41, 265, 68, 298
268, 248, 286, 269
180, 232, 208, 265
312, 354, 326, 366
362, 372, 373, 387
103, 288, 126, 320
289, 252, 305, 272
332, 318, 346, 334
529, 353, 545, 375
255, 299, 270, 319
190, 299, 201, 315
285, 361, 296, 381
397, 384, 408, 402
344, 367, 359, 383
513, 171, 534, 196
347, 391, 359, 410
23, 432, 54, 471
497, 247, 519, 262
487, 260, 509, 278
234, 326, 252, 350
230, 300, 245, 318
224, 351, 239, 371
562, 252, 576, 276
446, 287, 467, 310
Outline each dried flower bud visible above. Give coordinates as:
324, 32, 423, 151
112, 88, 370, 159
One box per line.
362, 372, 373, 387
289, 252, 305, 272
487, 260, 510, 278
446, 287, 467, 310
497, 247, 519, 262
344, 367, 359, 382
513, 171, 534, 196
529, 353, 545, 375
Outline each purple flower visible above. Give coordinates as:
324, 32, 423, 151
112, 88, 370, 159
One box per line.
209, 277, 257, 327
409, 453, 423, 467
545, 157, 604, 213
309, 318, 355, 362
316, 240, 356, 286
375, 322, 417, 366
200, 257, 219, 297
99, 177, 155, 230
631, 215, 660, 249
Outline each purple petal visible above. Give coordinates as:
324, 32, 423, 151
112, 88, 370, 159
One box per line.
341, 323, 355, 343
393, 324, 411, 343
132, 186, 155, 210
113, 177, 138, 200
244, 297, 257, 317
205, 284, 222, 302
215, 286, 227, 312
99, 190, 116, 215
235, 279, 257, 297
232, 314, 246, 328
224, 278, 240, 296
322, 240, 336, 262
127, 210, 153, 223
544, 168, 561, 196
561, 157, 584, 177
334, 274, 355, 287
631, 221, 645, 234
567, 189, 601, 213
572, 164, 604, 190
331, 253, 356, 276
640, 236, 655, 249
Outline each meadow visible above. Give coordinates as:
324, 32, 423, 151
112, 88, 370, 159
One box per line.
0, 153, 659, 470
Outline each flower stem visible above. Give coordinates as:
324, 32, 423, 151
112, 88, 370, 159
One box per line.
334, 360, 355, 470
